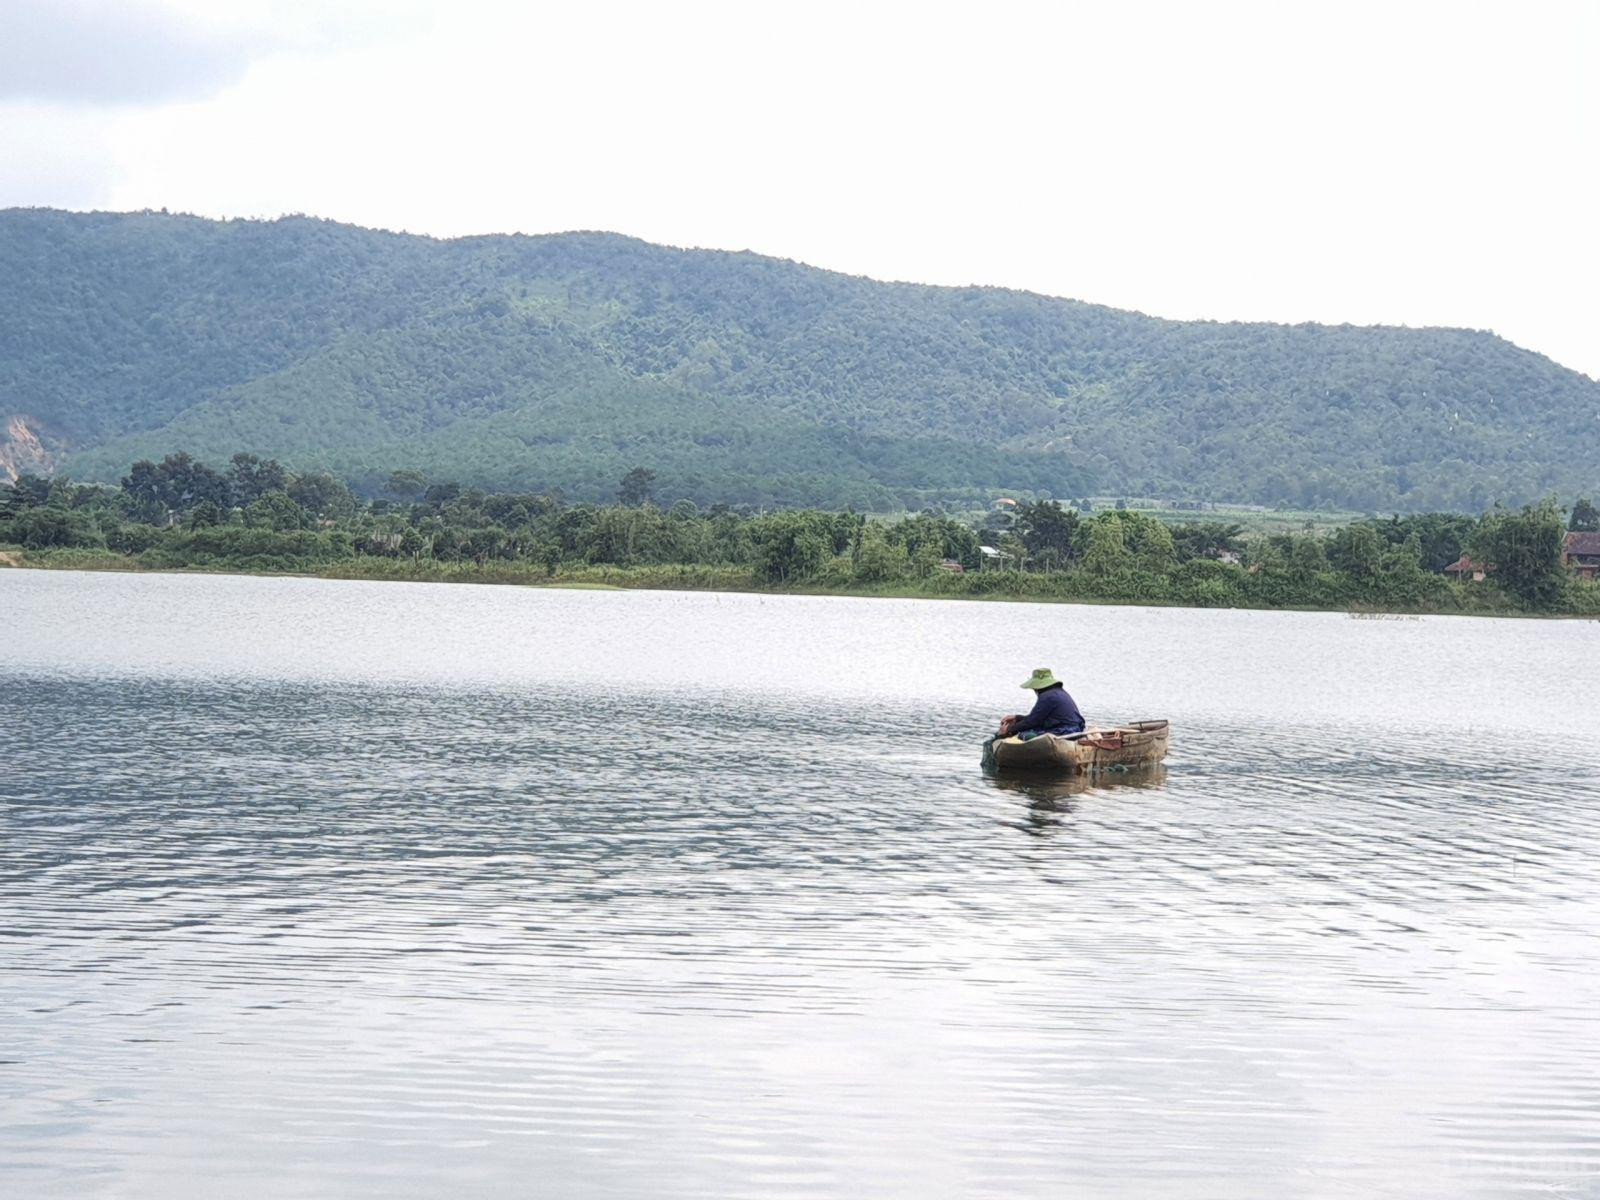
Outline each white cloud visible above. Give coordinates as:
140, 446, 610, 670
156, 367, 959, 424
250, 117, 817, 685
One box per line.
3, 0, 1597, 377
0, 104, 118, 207
0, 0, 423, 105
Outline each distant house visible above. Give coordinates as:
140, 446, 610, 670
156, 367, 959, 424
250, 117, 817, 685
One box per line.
979, 545, 1016, 568
1562, 531, 1600, 580
1215, 549, 1242, 565
991, 497, 1018, 510
937, 558, 964, 573
1442, 554, 1491, 583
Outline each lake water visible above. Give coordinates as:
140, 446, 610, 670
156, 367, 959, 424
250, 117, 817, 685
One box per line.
4, 569, 1599, 1199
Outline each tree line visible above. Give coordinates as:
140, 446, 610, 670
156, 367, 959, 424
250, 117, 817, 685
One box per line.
3, 452, 1596, 614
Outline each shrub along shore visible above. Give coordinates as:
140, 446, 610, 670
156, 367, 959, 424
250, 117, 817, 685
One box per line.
8, 547, 1597, 618
4, 454, 1597, 618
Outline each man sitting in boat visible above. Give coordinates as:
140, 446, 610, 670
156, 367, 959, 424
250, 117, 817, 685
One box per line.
999, 668, 1086, 740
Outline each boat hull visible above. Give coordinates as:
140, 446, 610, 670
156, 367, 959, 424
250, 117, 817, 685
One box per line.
985, 719, 1170, 775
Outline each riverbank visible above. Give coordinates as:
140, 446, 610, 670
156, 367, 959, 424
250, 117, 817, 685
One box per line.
7, 545, 1597, 619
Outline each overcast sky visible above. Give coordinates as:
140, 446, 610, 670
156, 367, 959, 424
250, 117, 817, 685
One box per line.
2, 0, 1595, 378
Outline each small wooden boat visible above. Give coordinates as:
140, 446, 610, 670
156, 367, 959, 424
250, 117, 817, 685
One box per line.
983, 719, 1170, 774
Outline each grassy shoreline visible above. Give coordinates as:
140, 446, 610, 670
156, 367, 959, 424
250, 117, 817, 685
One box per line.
6, 546, 1595, 620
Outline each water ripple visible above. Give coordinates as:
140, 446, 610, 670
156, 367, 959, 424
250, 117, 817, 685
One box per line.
3, 573, 1600, 1199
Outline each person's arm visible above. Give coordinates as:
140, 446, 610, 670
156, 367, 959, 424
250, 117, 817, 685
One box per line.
1006, 693, 1048, 734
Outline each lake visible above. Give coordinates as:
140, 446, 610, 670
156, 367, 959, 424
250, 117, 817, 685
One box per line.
3, 569, 1599, 1199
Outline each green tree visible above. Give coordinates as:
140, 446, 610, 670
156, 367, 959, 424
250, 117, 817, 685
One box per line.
887, 511, 976, 569
1081, 516, 1130, 576
1081, 510, 1171, 573
1327, 525, 1381, 578
1124, 513, 1175, 572
227, 453, 289, 506
386, 469, 429, 502
105, 522, 165, 554
1368, 512, 1476, 573
1170, 522, 1244, 562
853, 523, 910, 582
185, 500, 225, 529
287, 472, 356, 521
9, 507, 103, 549
910, 539, 943, 578
1570, 498, 1599, 533
750, 511, 830, 583
1472, 501, 1566, 606
424, 482, 462, 507
1012, 500, 1080, 570
618, 468, 656, 508
1290, 535, 1327, 574
120, 453, 229, 522
4, 474, 52, 513
243, 492, 308, 532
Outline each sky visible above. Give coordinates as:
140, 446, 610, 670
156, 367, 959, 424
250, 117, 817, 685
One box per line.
2, 0, 1596, 378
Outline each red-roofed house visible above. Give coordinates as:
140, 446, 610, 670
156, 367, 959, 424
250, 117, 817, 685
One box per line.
1562, 532, 1600, 580
1442, 554, 1490, 582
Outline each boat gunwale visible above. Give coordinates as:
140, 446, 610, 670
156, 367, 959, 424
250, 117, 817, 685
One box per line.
985, 718, 1170, 775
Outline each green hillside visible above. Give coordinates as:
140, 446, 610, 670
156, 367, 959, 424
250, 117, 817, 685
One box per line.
2, 207, 1595, 510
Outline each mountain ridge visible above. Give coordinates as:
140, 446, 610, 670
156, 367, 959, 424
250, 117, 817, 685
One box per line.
2, 206, 1595, 510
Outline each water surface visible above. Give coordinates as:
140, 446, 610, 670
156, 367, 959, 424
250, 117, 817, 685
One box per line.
4, 570, 1599, 1198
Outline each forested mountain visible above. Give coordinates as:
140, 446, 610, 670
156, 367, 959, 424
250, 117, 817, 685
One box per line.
2, 207, 1595, 510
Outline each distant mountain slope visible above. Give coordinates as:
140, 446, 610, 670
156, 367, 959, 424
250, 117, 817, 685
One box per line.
1, 207, 1595, 510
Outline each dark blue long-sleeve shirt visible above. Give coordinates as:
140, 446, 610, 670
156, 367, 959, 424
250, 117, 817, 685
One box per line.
1010, 685, 1085, 736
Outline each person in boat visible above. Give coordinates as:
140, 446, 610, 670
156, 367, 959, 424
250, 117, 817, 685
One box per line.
999, 668, 1086, 740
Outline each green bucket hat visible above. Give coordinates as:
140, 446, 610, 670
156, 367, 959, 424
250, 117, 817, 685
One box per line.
1021, 667, 1061, 690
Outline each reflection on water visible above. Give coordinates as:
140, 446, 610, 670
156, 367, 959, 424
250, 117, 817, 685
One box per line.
988, 763, 1170, 801
990, 766, 1169, 835
3, 570, 1600, 1200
